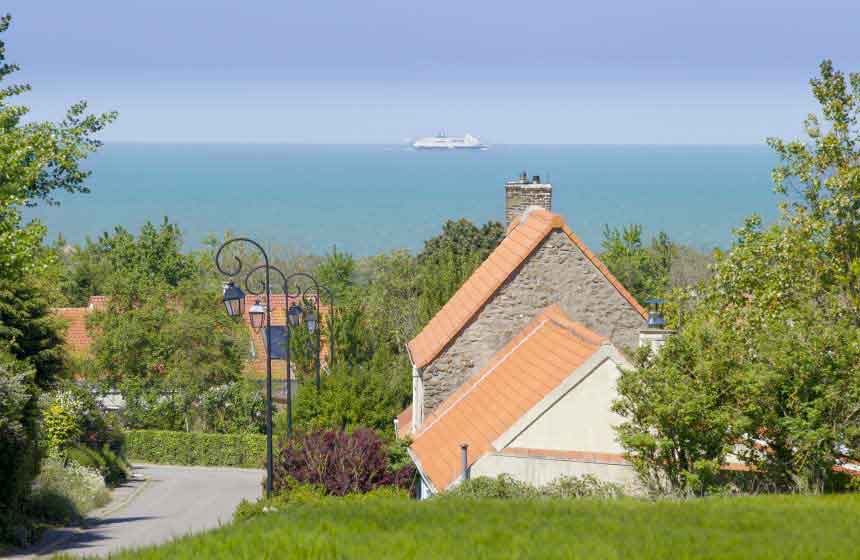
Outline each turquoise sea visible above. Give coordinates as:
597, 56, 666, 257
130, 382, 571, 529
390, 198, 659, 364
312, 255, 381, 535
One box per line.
28, 144, 782, 256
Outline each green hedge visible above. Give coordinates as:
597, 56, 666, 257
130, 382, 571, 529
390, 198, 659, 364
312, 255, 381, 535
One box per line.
125, 430, 266, 468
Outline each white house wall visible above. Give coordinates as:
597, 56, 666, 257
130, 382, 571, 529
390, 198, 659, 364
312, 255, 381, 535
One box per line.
471, 453, 637, 488
507, 359, 626, 454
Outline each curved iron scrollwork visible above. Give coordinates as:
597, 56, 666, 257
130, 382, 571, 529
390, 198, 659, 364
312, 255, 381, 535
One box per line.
214, 237, 270, 295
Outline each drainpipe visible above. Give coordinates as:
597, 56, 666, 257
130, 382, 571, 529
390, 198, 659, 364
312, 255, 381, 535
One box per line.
460, 443, 469, 481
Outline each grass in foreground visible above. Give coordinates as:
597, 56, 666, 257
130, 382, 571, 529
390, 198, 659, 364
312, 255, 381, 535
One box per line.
95, 494, 860, 559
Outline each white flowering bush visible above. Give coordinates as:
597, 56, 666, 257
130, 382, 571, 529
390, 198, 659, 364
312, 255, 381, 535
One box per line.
28, 458, 110, 523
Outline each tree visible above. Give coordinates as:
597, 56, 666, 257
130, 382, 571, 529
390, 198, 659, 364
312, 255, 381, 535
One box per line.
768, 60, 860, 317
82, 221, 248, 430
278, 347, 411, 435
0, 350, 38, 527
416, 219, 504, 326
615, 61, 860, 494
600, 224, 675, 305
0, 12, 114, 529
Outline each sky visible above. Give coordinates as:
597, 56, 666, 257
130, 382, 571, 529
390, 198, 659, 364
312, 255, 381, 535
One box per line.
5, 0, 860, 144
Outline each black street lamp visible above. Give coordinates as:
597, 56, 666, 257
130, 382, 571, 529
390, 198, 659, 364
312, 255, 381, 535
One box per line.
222, 281, 246, 317
215, 239, 335, 480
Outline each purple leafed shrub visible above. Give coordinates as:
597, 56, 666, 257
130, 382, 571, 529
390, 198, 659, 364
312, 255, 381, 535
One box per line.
273, 428, 415, 496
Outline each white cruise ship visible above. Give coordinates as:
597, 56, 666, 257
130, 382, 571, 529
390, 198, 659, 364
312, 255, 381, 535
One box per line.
412, 132, 487, 150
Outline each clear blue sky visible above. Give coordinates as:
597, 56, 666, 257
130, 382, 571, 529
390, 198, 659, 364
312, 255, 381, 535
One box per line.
6, 0, 859, 144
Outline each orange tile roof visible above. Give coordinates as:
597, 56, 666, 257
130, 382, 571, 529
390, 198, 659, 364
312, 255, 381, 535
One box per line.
409, 304, 608, 492
396, 405, 413, 439
54, 307, 94, 355
406, 209, 646, 369
499, 447, 629, 466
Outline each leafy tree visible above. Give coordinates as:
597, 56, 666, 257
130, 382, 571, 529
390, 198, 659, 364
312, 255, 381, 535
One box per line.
768, 59, 860, 317
615, 61, 860, 494
0, 349, 38, 526
418, 218, 504, 265
0, 12, 113, 530
282, 348, 411, 435
315, 246, 355, 302
600, 224, 675, 304
416, 219, 504, 323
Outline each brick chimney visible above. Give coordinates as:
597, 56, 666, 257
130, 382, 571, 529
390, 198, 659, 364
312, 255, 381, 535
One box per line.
505, 171, 553, 227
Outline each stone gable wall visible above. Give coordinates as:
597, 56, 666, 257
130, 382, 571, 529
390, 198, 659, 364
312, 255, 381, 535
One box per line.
421, 229, 644, 415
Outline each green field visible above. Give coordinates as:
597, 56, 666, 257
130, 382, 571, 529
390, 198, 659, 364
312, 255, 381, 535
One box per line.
91, 493, 860, 559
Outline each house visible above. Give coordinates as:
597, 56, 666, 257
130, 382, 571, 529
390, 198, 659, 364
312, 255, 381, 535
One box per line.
399, 173, 669, 497
54, 293, 329, 392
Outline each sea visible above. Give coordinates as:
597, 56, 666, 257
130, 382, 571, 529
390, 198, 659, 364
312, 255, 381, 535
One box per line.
26, 143, 782, 256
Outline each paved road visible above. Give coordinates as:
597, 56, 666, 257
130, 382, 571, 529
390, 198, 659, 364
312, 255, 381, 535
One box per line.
13, 464, 264, 558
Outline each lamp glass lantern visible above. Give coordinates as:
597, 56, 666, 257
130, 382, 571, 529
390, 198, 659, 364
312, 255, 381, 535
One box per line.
222, 281, 246, 317
644, 298, 666, 329
305, 308, 317, 333
248, 299, 266, 331
288, 303, 303, 327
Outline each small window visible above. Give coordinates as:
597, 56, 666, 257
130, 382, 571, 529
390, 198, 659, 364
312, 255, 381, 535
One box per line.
265, 326, 288, 359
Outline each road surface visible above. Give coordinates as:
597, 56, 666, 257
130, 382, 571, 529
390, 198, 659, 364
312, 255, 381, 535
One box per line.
13, 463, 263, 558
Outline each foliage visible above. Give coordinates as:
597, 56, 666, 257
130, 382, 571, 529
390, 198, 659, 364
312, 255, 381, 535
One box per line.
280, 348, 410, 435
233, 484, 327, 523
40, 392, 84, 457
86, 224, 250, 430
196, 381, 266, 434
615, 61, 860, 495
39, 382, 125, 454
418, 218, 504, 266
416, 219, 503, 325
0, 350, 38, 527
768, 59, 860, 316
314, 246, 355, 303
28, 458, 109, 524
272, 429, 415, 497
0, 279, 67, 388
65, 443, 129, 487
57, 219, 198, 306
125, 430, 265, 468
446, 474, 623, 500
0, 15, 112, 538
600, 224, 675, 304
95, 494, 860, 559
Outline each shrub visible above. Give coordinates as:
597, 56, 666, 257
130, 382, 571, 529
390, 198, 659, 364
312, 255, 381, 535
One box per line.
272, 428, 415, 497
125, 430, 265, 468
542, 475, 624, 499
233, 484, 326, 522
0, 351, 39, 532
40, 384, 125, 459
65, 443, 130, 487
196, 381, 265, 434
447, 475, 540, 499
28, 458, 110, 524
446, 474, 625, 500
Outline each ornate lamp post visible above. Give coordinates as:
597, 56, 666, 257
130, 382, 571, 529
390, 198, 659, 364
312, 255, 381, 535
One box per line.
215, 239, 334, 493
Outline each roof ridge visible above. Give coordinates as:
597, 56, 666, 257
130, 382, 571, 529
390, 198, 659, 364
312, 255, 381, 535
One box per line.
407, 211, 646, 368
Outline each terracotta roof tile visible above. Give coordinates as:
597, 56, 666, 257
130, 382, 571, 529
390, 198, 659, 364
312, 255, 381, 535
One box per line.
407, 210, 646, 369
410, 304, 608, 491
54, 307, 93, 355
396, 405, 413, 438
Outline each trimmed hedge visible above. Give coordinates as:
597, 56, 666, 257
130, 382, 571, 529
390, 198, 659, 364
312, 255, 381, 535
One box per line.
125, 430, 266, 468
